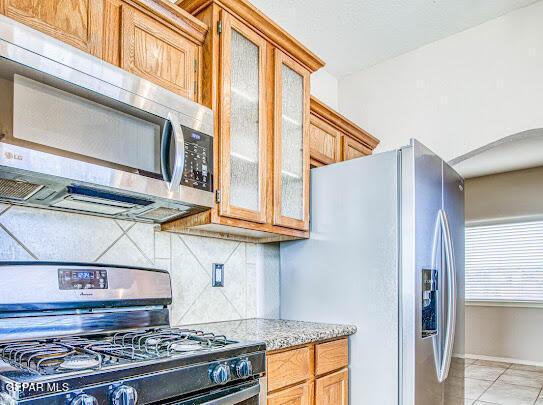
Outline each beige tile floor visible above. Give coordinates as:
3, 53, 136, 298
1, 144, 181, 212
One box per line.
460, 359, 543, 405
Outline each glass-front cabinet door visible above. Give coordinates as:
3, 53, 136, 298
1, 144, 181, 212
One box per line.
273, 49, 310, 230
218, 12, 268, 223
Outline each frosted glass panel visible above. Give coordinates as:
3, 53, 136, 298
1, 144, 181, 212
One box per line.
280, 64, 304, 220
229, 30, 260, 211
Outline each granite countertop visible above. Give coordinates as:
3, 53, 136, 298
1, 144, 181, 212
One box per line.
182, 318, 357, 351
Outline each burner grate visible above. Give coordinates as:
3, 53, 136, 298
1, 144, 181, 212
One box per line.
0, 341, 103, 375
112, 328, 232, 357
0, 328, 237, 376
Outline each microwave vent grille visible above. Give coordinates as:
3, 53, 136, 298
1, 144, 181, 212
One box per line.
137, 207, 187, 221
0, 178, 43, 200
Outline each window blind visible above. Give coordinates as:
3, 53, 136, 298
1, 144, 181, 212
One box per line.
466, 220, 543, 302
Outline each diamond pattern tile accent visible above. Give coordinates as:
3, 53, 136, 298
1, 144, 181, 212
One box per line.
96, 235, 153, 267
221, 243, 247, 318
0, 206, 122, 261
169, 235, 210, 325
180, 234, 239, 275
0, 225, 34, 260
126, 222, 155, 261
179, 285, 241, 325
0, 204, 280, 325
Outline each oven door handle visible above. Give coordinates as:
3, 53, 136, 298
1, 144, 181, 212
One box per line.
200, 383, 260, 405
161, 112, 185, 191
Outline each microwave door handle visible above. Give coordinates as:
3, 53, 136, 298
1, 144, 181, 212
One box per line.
160, 119, 173, 182
166, 112, 185, 191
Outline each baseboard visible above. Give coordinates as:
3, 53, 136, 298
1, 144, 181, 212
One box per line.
465, 353, 543, 367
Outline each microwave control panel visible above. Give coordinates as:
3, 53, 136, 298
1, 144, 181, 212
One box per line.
181, 126, 213, 192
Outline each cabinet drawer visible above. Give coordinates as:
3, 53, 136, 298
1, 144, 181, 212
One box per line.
310, 115, 341, 165
315, 338, 349, 376
267, 381, 312, 405
267, 346, 312, 392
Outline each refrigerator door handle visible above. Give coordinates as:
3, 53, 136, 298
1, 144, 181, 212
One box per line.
437, 209, 457, 383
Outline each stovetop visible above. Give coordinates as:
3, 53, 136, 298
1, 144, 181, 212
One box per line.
0, 328, 236, 377
0, 326, 266, 404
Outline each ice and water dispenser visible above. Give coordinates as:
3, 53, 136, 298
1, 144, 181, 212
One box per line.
422, 268, 438, 338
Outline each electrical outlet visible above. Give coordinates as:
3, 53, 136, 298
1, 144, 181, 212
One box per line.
212, 263, 224, 287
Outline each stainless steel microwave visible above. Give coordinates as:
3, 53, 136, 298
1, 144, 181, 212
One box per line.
0, 15, 214, 223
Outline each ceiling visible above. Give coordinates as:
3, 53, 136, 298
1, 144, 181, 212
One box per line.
249, 0, 540, 77
450, 129, 543, 178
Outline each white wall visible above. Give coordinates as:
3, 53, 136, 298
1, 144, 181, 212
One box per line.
338, 1, 543, 161
311, 68, 339, 110
0, 204, 280, 324
464, 167, 543, 364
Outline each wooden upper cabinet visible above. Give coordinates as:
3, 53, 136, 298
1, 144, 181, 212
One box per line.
315, 369, 349, 405
121, 5, 198, 99
218, 11, 268, 223
310, 114, 341, 166
310, 96, 379, 166
0, 0, 207, 100
273, 49, 310, 231
342, 136, 372, 161
2, 0, 103, 56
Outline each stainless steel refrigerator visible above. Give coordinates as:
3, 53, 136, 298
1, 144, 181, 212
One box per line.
280, 140, 465, 405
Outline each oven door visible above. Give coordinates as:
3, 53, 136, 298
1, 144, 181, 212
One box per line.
165, 380, 260, 405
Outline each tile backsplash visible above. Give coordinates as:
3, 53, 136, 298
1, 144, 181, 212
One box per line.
0, 204, 280, 324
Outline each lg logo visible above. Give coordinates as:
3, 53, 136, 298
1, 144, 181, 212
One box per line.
4, 151, 23, 160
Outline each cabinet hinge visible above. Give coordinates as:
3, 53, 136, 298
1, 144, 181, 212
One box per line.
193, 80, 197, 96
217, 20, 222, 34
215, 190, 222, 203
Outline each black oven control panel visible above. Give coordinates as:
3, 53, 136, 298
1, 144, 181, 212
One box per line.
58, 269, 108, 290
181, 126, 213, 192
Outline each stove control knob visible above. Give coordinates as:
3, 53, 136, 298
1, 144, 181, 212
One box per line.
210, 364, 231, 385
111, 385, 138, 405
70, 394, 98, 405
235, 359, 253, 378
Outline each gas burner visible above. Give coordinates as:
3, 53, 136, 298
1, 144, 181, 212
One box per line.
59, 354, 101, 370
170, 341, 203, 352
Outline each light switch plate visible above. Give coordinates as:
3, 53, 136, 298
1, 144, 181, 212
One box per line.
212, 263, 224, 287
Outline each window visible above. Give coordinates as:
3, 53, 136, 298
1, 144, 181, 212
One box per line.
466, 220, 543, 303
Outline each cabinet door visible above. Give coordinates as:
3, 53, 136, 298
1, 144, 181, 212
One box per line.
273, 49, 310, 230
310, 114, 341, 166
1, 0, 103, 56
342, 136, 371, 161
218, 12, 268, 223
315, 369, 349, 405
122, 5, 197, 99
267, 382, 312, 405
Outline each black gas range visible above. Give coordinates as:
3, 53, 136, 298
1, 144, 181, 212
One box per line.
0, 262, 265, 405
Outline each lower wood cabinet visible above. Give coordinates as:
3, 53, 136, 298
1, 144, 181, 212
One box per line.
265, 338, 349, 405
267, 381, 313, 405
315, 369, 349, 405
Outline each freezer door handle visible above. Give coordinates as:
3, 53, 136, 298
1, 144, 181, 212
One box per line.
437, 208, 457, 383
